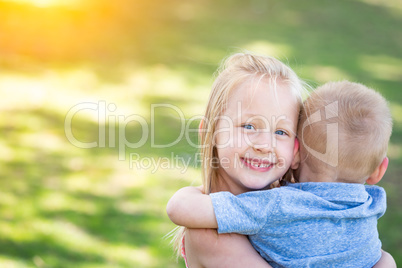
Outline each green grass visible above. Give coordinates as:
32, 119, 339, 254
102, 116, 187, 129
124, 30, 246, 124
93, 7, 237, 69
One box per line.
0, 0, 401, 267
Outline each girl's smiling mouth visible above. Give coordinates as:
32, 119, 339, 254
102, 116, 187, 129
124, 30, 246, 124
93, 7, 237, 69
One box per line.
241, 157, 274, 171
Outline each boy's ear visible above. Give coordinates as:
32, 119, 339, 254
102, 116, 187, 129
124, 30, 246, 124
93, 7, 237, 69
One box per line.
366, 157, 389, 185
291, 138, 300, 169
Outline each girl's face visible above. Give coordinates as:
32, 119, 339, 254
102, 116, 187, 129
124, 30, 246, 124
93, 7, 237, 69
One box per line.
214, 78, 299, 195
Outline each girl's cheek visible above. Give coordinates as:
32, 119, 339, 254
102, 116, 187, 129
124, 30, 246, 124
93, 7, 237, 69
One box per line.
235, 131, 250, 148
277, 141, 295, 156
215, 130, 234, 148
243, 131, 262, 147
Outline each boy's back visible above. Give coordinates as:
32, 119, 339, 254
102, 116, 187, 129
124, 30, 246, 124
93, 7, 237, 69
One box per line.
211, 182, 385, 267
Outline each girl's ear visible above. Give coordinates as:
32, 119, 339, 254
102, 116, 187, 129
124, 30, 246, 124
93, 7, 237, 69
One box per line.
366, 157, 389, 185
291, 138, 300, 169
293, 138, 299, 156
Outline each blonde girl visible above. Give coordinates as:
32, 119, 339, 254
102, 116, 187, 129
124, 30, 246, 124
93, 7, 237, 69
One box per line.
171, 52, 305, 267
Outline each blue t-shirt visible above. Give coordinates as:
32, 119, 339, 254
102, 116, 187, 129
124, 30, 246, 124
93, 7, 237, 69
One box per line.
210, 182, 386, 268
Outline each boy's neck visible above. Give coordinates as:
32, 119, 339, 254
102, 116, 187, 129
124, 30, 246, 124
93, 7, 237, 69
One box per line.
297, 165, 338, 183
296, 165, 365, 184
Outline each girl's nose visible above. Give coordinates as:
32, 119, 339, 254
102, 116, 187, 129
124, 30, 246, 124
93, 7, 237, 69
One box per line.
250, 131, 274, 154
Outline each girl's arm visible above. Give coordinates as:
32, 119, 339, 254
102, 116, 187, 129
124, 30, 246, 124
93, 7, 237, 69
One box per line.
372, 250, 396, 268
184, 228, 272, 268
183, 232, 395, 268
166, 186, 217, 228
183, 229, 394, 268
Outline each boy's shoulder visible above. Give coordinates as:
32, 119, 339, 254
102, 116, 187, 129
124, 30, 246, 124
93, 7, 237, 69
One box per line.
275, 182, 386, 204
234, 183, 386, 205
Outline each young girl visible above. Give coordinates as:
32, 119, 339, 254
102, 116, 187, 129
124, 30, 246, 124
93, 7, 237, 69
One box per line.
169, 52, 395, 267
171, 52, 305, 267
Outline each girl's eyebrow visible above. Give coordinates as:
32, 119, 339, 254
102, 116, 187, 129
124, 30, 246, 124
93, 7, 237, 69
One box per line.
277, 119, 297, 131
238, 112, 268, 119
277, 118, 295, 125
240, 113, 295, 123
234, 114, 296, 130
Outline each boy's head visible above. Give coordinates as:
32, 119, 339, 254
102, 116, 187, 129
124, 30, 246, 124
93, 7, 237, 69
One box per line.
296, 81, 392, 183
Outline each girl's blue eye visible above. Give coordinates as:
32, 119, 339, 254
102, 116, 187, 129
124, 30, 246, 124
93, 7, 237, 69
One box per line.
242, 124, 255, 130
275, 130, 286, 136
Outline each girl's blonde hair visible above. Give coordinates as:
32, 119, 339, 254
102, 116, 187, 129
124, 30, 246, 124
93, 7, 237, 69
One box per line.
171, 52, 308, 256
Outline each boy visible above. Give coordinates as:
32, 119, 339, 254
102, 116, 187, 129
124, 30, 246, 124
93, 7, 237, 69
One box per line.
167, 81, 393, 267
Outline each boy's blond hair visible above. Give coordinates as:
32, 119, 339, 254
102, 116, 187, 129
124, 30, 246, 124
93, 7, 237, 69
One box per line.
298, 81, 392, 182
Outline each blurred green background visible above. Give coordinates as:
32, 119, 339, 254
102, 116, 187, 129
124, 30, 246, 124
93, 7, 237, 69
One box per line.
0, 0, 401, 267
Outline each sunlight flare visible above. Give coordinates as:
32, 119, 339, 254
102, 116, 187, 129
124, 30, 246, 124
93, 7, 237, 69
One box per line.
2, 0, 81, 8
